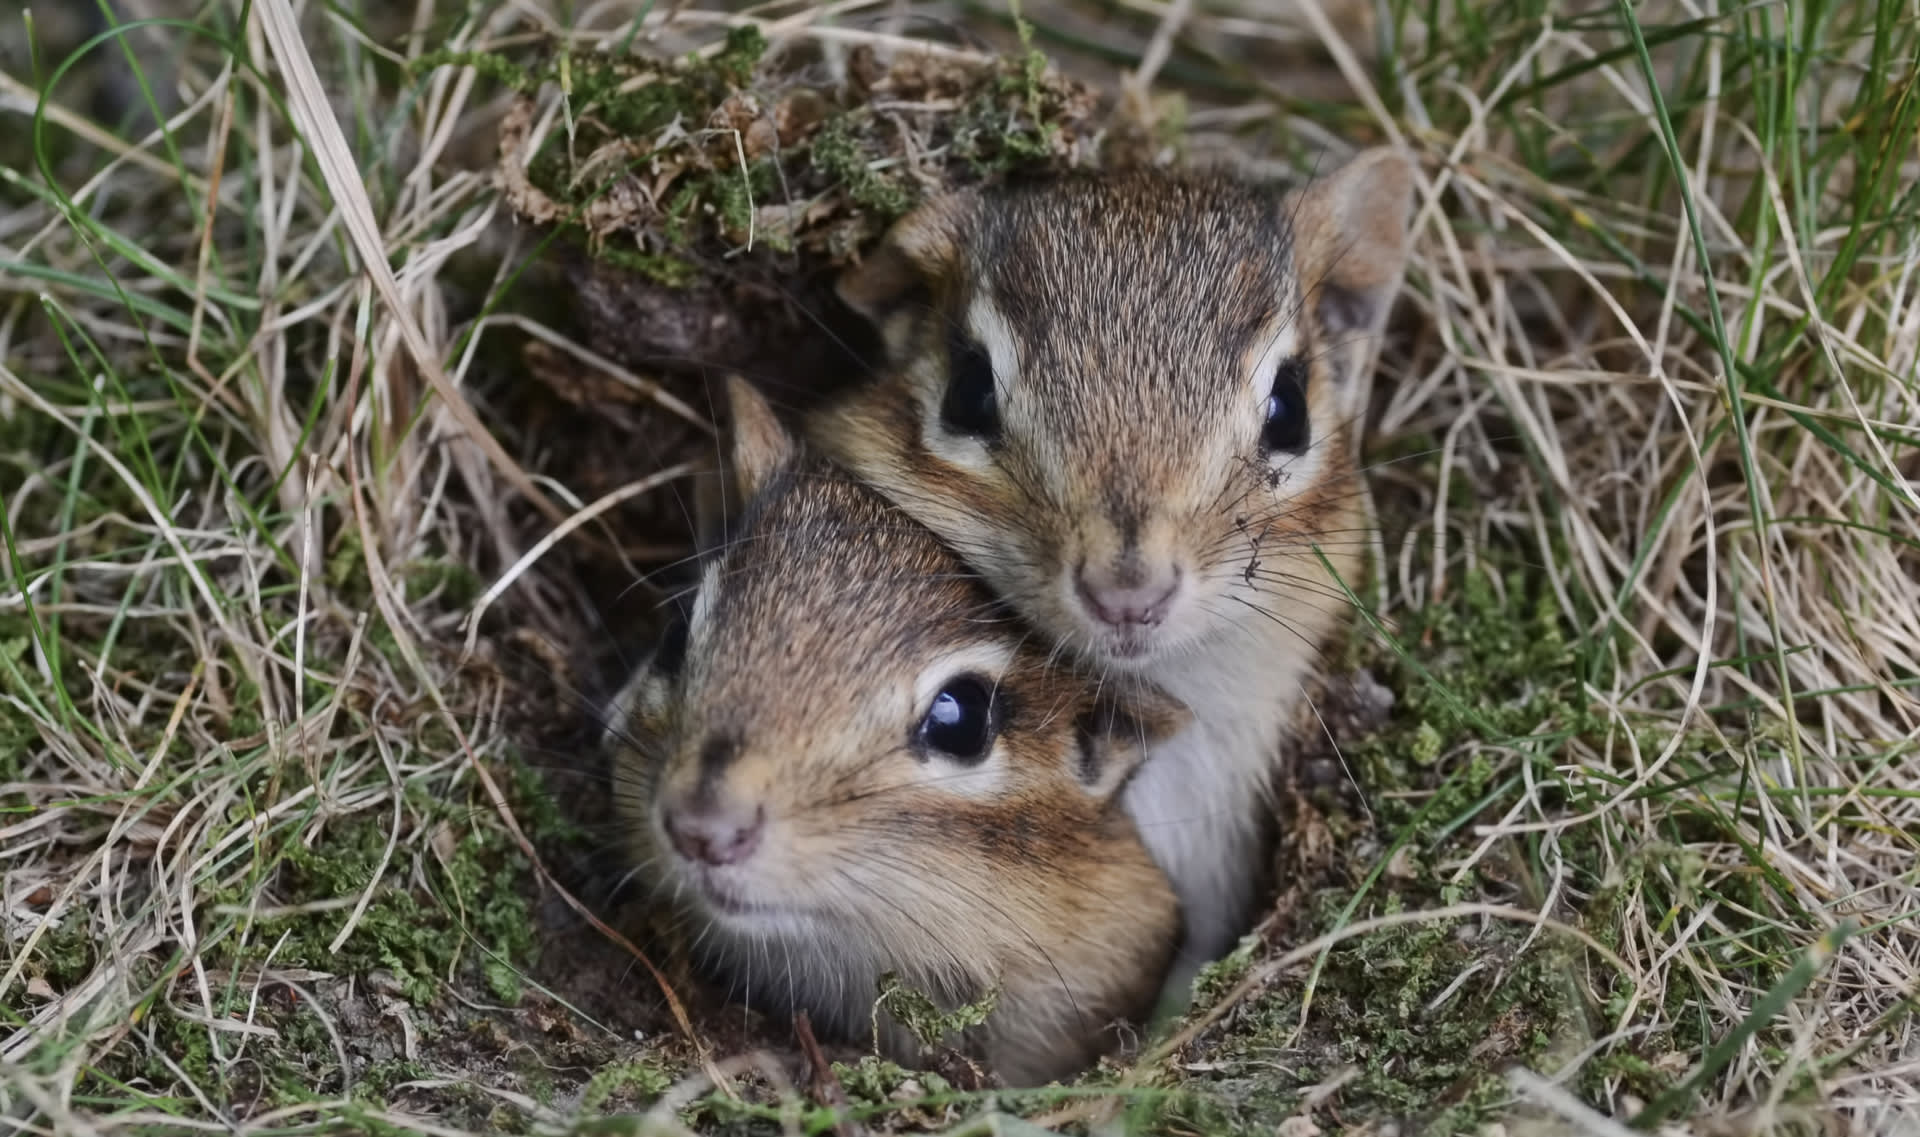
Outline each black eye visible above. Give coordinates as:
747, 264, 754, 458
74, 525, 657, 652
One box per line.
1261, 356, 1311, 455
939, 331, 1000, 441
653, 610, 690, 677
918, 675, 997, 764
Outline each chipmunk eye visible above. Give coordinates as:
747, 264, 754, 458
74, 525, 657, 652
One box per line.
1260, 356, 1311, 455
940, 331, 1000, 441
918, 674, 996, 764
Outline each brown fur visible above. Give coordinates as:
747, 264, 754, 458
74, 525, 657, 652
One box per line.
607, 379, 1186, 1086
807, 151, 1417, 983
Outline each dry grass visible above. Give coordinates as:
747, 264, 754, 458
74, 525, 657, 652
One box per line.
2, 1, 1917, 1135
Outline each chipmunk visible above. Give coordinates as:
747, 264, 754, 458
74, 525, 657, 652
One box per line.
606, 376, 1186, 1086
806, 148, 1417, 995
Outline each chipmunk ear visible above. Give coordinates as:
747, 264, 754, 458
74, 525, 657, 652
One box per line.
695, 376, 796, 551
1288, 146, 1417, 354
1072, 682, 1191, 801
723, 374, 795, 501
837, 192, 977, 360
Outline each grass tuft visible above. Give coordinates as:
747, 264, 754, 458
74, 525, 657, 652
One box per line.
2, 0, 1916, 1135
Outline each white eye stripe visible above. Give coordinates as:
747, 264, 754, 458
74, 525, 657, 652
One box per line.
917, 295, 1015, 471
1249, 323, 1303, 401
910, 643, 1017, 713
965, 294, 1021, 392
920, 754, 1005, 799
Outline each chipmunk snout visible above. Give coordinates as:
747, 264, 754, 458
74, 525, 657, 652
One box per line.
663, 794, 766, 867
1075, 561, 1183, 629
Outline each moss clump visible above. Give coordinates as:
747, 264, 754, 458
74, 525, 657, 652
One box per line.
1174, 889, 1577, 1135
407, 48, 536, 91
487, 23, 1115, 299
809, 115, 916, 222
130, 996, 222, 1088
1186, 932, 1260, 1008
1353, 561, 1599, 835
709, 25, 769, 86
1310, 893, 1572, 1114
558, 54, 711, 143
592, 242, 699, 289
580, 1060, 673, 1113
829, 1056, 953, 1106
876, 971, 997, 1049
0, 631, 36, 785
410, 26, 765, 137
22, 908, 99, 990
225, 794, 537, 1006
400, 556, 484, 609
1147, 523, 1598, 1132
1396, 562, 1587, 740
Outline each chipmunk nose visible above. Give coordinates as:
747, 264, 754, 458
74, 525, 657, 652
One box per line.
1076, 563, 1182, 629
664, 798, 766, 866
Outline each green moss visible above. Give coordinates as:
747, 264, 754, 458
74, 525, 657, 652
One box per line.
226, 799, 536, 1007
356, 1058, 432, 1102
943, 27, 1076, 178
410, 26, 767, 134
1401, 562, 1585, 738
830, 1056, 952, 1104
809, 116, 916, 221
138, 1003, 221, 1089
875, 971, 997, 1049
950, 87, 1058, 175
400, 556, 483, 609
506, 753, 585, 847
1157, 537, 1601, 1130
1186, 932, 1260, 1009
1351, 559, 1599, 835
0, 633, 35, 785
525, 147, 573, 202
563, 29, 767, 176
709, 25, 768, 87
1177, 890, 1575, 1133
593, 242, 699, 289
565, 56, 708, 142
1002, 12, 1050, 114
325, 529, 371, 606
25, 908, 98, 990
706, 158, 779, 239
408, 49, 537, 91
1581, 1050, 1675, 1104
269, 1008, 346, 1101
580, 1060, 673, 1113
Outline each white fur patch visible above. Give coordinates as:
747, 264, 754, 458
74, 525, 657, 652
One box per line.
918, 293, 1018, 474
1246, 323, 1329, 490
689, 562, 719, 641
616, 671, 669, 726
1246, 322, 1303, 406
601, 670, 648, 749
968, 294, 1021, 390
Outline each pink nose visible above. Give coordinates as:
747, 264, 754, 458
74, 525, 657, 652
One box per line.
1076, 565, 1181, 629
664, 799, 766, 866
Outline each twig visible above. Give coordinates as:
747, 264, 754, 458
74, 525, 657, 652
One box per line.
794, 1011, 858, 1137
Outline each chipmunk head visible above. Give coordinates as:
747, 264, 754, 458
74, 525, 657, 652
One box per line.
817, 149, 1415, 670
609, 379, 1185, 1070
